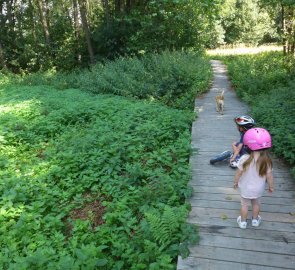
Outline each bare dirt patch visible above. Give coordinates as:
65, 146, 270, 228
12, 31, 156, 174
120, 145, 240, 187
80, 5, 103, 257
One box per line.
63, 194, 106, 237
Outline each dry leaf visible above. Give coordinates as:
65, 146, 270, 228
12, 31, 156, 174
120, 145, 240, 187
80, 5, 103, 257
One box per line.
221, 214, 228, 220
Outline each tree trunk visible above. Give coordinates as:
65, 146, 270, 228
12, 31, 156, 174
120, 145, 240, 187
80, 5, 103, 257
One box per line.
73, 0, 82, 63
281, 4, 287, 55
286, 6, 292, 53
115, 0, 121, 15
73, 0, 80, 36
78, 0, 95, 64
0, 42, 7, 69
102, 0, 111, 27
15, 0, 24, 41
289, 7, 295, 55
44, 0, 51, 33
126, 0, 131, 13
36, 0, 50, 45
6, 0, 15, 28
28, 0, 37, 41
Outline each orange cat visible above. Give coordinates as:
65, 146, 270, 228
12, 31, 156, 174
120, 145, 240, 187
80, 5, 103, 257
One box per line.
215, 90, 224, 114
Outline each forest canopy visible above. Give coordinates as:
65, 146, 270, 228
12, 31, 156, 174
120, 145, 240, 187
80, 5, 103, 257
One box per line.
0, 0, 295, 72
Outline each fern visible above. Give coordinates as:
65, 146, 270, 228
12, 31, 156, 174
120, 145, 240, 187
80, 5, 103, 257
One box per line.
145, 206, 186, 247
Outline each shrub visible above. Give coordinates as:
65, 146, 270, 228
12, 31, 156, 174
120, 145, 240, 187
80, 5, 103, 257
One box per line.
221, 52, 295, 176
19, 51, 212, 110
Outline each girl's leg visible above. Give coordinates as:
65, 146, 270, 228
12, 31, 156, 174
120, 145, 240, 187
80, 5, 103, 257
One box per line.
240, 197, 249, 220
252, 198, 261, 219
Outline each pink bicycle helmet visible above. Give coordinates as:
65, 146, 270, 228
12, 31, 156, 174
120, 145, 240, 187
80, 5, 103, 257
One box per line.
243, 128, 272, 151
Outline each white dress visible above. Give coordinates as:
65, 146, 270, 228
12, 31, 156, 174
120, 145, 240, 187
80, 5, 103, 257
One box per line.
237, 154, 271, 199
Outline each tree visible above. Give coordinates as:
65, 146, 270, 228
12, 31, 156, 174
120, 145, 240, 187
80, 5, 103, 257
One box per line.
0, 0, 225, 71
0, 42, 6, 69
261, 0, 295, 55
78, 0, 95, 64
36, 0, 51, 45
220, 0, 276, 45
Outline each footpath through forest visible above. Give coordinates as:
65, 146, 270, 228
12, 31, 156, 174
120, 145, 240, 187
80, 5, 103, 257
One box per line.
177, 60, 295, 270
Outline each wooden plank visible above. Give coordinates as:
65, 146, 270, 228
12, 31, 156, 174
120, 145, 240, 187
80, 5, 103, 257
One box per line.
196, 234, 295, 255
190, 198, 294, 213
191, 162, 294, 176
189, 178, 295, 190
181, 246, 295, 269
188, 206, 295, 223
192, 169, 293, 178
178, 257, 290, 270
191, 185, 295, 199
198, 224, 295, 241
190, 173, 292, 182
190, 192, 295, 206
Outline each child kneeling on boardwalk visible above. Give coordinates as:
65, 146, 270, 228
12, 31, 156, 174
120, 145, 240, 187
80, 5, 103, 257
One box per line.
230, 115, 256, 168
234, 127, 274, 229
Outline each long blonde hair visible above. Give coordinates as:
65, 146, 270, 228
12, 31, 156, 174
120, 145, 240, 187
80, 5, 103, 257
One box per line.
242, 149, 272, 177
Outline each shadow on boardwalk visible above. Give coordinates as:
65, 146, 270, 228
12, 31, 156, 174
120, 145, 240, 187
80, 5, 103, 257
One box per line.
177, 60, 295, 270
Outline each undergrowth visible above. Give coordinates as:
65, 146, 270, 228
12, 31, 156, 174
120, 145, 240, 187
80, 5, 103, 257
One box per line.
16, 51, 212, 111
0, 51, 213, 268
220, 51, 295, 176
0, 84, 198, 269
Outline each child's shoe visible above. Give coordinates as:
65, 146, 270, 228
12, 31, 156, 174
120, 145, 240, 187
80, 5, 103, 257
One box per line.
252, 216, 262, 227
230, 160, 238, 168
237, 216, 247, 229
230, 154, 241, 168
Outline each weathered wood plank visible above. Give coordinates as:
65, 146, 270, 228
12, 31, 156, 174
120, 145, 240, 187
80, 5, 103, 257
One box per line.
190, 169, 293, 177
191, 185, 295, 199
190, 198, 294, 213
182, 246, 295, 269
188, 206, 295, 223
198, 224, 295, 241
189, 178, 295, 190
197, 234, 295, 254
190, 192, 295, 206
178, 257, 290, 270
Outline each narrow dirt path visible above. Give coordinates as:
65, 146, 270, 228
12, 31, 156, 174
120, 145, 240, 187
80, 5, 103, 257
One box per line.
177, 60, 295, 270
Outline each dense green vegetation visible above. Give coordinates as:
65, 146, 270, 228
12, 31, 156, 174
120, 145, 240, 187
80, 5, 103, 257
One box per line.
17, 51, 212, 111
0, 52, 211, 269
1, 0, 294, 72
221, 52, 295, 176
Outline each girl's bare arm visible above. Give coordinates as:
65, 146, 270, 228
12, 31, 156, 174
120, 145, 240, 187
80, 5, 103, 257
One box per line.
266, 171, 274, 192
234, 169, 243, 189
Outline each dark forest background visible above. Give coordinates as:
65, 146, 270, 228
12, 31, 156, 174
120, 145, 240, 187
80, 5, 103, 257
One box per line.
1, 0, 295, 73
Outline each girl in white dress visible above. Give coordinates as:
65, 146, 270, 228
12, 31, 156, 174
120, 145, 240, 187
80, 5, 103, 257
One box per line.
233, 128, 274, 229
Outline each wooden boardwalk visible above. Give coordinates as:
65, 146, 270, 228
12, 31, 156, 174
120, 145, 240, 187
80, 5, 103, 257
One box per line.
177, 60, 295, 270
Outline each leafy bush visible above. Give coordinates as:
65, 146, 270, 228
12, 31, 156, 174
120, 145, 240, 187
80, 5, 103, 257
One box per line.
19, 51, 212, 110
251, 82, 295, 166
0, 84, 198, 269
224, 52, 292, 103
221, 52, 295, 176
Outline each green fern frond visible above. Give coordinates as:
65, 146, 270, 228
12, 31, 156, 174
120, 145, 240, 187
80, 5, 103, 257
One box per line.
145, 206, 185, 246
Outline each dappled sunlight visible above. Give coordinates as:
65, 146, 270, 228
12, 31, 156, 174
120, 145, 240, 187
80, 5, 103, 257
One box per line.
0, 99, 41, 116
0, 74, 12, 88
0, 202, 25, 219
195, 105, 203, 113
207, 45, 282, 56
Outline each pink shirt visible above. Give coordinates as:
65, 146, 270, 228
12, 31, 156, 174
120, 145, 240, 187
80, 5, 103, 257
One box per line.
237, 154, 271, 199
